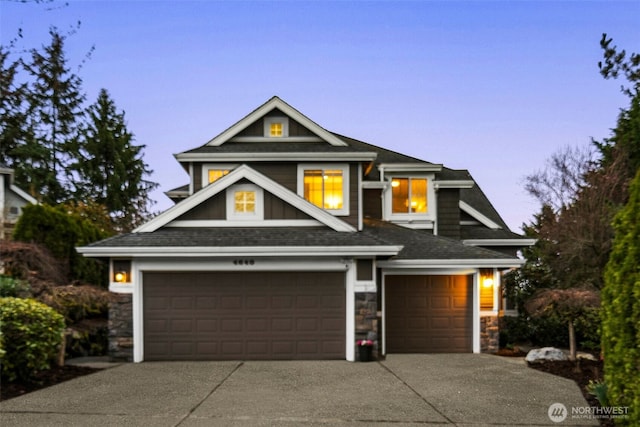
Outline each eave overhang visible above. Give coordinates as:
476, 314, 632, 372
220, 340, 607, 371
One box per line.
378, 163, 443, 173
463, 239, 537, 247
174, 152, 378, 162
376, 258, 525, 269
77, 245, 404, 258
434, 180, 475, 189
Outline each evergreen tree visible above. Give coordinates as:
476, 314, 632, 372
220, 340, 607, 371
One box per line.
72, 89, 158, 231
602, 169, 640, 425
13, 28, 85, 203
0, 45, 28, 166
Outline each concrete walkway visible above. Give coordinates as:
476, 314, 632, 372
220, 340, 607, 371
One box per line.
0, 354, 597, 426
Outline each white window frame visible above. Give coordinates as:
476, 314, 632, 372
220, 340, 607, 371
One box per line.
264, 116, 289, 138
383, 174, 436, 222
297, 163, 350, 216
226, 184, 264, 221
201, 163, 238, 187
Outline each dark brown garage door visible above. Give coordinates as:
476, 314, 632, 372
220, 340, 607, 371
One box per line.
143, 271, 345, 361
385, 275, 472, 353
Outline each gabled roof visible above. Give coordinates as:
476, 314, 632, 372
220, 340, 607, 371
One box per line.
0, 163, 38, 205
136, 164, 356, 233
205, 96, 348, 147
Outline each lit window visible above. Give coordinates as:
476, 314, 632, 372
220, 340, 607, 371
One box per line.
264, 117, 289, 137
234, 190, 256, 213
270, 123, 283, 137
304, 169, 344, 210
208, 169, 229, 183
226, 184, 263, 220
392, 178, 427, 214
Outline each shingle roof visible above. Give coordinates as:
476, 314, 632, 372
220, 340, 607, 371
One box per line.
180, 142, 374, 155
362, 219, 518, 260
85, 221, 517, 262
84, 226, 389, 248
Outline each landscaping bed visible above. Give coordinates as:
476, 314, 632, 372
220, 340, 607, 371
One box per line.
0, 365, 101, 401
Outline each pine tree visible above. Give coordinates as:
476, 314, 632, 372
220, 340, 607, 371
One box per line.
0, 45, 28, 166
13, 28, 85, 203
72, 88, 158, 231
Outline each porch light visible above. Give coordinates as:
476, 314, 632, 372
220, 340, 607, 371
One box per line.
482, 277, 494, 288
113, 260, 131, 283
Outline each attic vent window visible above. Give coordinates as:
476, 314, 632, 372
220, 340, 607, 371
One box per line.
270, 123, 283, 137
264, 117, 288, 138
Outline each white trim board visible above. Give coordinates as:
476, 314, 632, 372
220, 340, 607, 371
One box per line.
204, 96, 348, 147
133, 165, 356, 233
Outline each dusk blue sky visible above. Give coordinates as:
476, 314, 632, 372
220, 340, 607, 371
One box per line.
2, 1, 638, 231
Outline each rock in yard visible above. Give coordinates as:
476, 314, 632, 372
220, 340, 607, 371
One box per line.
525, 347, 568, 364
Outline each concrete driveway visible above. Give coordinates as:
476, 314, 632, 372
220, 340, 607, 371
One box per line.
0, 354, 596, 426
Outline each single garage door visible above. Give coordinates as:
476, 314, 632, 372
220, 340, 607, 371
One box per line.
143, 271, 345, 361
385, 275, 472, 353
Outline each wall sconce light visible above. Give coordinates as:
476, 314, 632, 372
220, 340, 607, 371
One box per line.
482, 277, 494, 288
113, 260, 131, 283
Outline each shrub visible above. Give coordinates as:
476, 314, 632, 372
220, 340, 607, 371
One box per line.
12, 204, 111, 286
0, 297, 66, 382
0, 275, 31, 298
39, 284, 112, 324
602, 169, 640, 425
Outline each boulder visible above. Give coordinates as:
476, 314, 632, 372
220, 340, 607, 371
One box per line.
525, 347, 568, 363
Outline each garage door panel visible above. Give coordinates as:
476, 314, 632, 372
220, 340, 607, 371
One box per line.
386, 275, 472, 353
196, 319, 217, 332
143, 271, 345, 360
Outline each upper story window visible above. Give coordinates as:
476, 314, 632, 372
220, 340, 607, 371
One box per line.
202, 164, 238, 189
226, 184, 264, 221
208, 169, 230, 183
264, 117, 289, 138
384, 174, 435, 223
297, 164, 349, 216
392, 178, 427, 214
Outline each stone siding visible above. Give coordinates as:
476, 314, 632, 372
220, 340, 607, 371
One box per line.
480, 315, 499, 353
355, 292, 378, 360
109, 293, 133, 362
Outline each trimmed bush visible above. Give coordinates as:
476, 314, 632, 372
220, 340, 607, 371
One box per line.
0, 275, 31, 298
0, 297, 65, 382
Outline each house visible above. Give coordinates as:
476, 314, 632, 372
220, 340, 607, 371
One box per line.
0, 162, 37, 240
78, 97, 534, 362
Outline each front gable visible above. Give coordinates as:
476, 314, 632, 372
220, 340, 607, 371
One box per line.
205, 96, 348, 147
136, 165, 356, 233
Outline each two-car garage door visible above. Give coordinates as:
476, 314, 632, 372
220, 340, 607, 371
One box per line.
143, 271, 345, 361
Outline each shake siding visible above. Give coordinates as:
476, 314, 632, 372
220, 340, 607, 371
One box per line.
251, 163, 297, 191
437, 188, 461, 239
193, 163, 202, 191
363, 188, 382, 219
264, 193, 314, 220
176, 192, 226, 220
